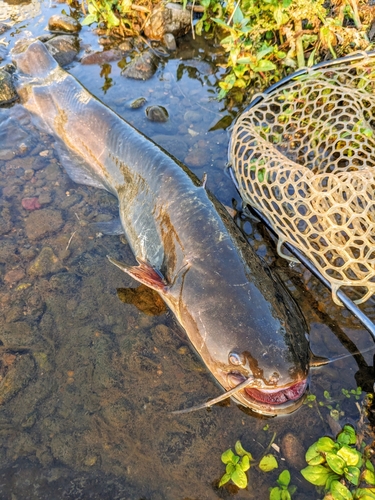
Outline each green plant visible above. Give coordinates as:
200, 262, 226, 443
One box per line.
301, 425, 375, 499
219, 440, 252, 488
219, 439, 280, 489
304, 387, 363, 421
270, 470, 297, 500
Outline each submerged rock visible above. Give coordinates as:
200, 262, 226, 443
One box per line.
122, 51, 158, 80
81, 48, 123, 65
144, 3, 191, 41
24, 209, 64, 240
146, 105, 169, 123
0, 70, 18, 106
128, 97, 147, 109
45, 35, 79, 66
28, 247, 62, 277
48, 14, 81, 33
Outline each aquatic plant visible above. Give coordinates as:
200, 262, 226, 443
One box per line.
219, 439, 281, 490
301, 424, 375, 499
304, 387, 363, 421
270, 470, 297, 500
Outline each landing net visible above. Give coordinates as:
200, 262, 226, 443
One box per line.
229, 52, 375, 305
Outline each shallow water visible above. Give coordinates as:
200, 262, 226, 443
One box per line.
0, 2, 375, 499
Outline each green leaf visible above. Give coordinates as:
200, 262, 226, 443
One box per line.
226, 463, 236, 475
277, 470, 291, 487
81, 13, 98, 25
364, 469, 375, 486
231, 465, 248, 489
232, 5, 244, 25
366, 461, 375, 473
221, 448, 236, 464
337, 445, 361, 467
240, 455, 251, 471
235, 441, 252, 458
105, 9, 119, 27
356, 488, 375, 499
316, 437, 337, 453
281, 491, 291, 500
256, 46, 274, 60
270, 487, 282, 500
305, 442, 325, 466
259, 455, 278, 472
218, 472, 232, 487
301, 465, 336, 486
337, 426, 356, 446
254, 60, 277, 72
344, 466, 360, 486
326, 452, 346, 475
330, 480, 353, 500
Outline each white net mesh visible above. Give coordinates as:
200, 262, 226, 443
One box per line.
230, 53, 375, 305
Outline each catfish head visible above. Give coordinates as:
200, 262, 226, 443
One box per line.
108, 251, 310, 417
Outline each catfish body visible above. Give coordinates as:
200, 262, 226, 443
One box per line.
13, 40, 310, 415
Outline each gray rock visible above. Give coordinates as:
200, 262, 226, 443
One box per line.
122, 51, 158, 80
146, 105, 169, 123
163, 33, 177, 51
0, 70, 18, 106
24, 209, 64, 240
48, 14, 81, 33
129, 97, 147, 109
45, 35, 79, 67
144, 3, 191, 41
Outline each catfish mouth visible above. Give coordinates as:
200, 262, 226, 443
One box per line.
228, 372, 308, 414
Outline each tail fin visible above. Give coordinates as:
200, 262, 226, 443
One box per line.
12, 39, 58, 79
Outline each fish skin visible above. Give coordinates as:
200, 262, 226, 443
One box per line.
12, 40, 310, 416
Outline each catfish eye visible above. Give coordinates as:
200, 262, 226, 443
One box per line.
229, 352, 243, 365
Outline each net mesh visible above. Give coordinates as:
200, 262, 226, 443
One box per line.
230, 54, 375, 305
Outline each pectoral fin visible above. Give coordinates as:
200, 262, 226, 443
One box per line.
107, 255, 168, 292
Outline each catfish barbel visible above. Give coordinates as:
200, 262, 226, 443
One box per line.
12, 39, 310, 416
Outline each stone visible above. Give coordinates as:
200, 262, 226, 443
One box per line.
81, 49, 123, 65
144, 3, 191, 41
45, 35, 79, 66
122, 51, 158, 80
0, 70, 18, 106
4, 269, 26, 284
128, 97, 147, 109
281, 433, 306, 470
22, 197, 41, 211
25, 209, 64, 240
48, 14, 81, 33
163, 33, 177, 51
145, 105, 169, 123
28, 247, 62, 277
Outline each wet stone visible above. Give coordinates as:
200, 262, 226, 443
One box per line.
129, 97, 147, 109
4, 268, 25, 284
281, 432, 306, 470
48, 14, 81, 33
0, 70, 18, 106
60, 193, 82, 209
81, 48, 123, 65
28, 247, 62, 277
24, 209, 64, 240
1, 321, 33, 345
49, 272, 81, 294
122, 51, 158, 80
146, 105, 169, 123
163, 33, 177, 51
144, 3, 191, 41
45, 35, 79, 67
0, 353, 36, 406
